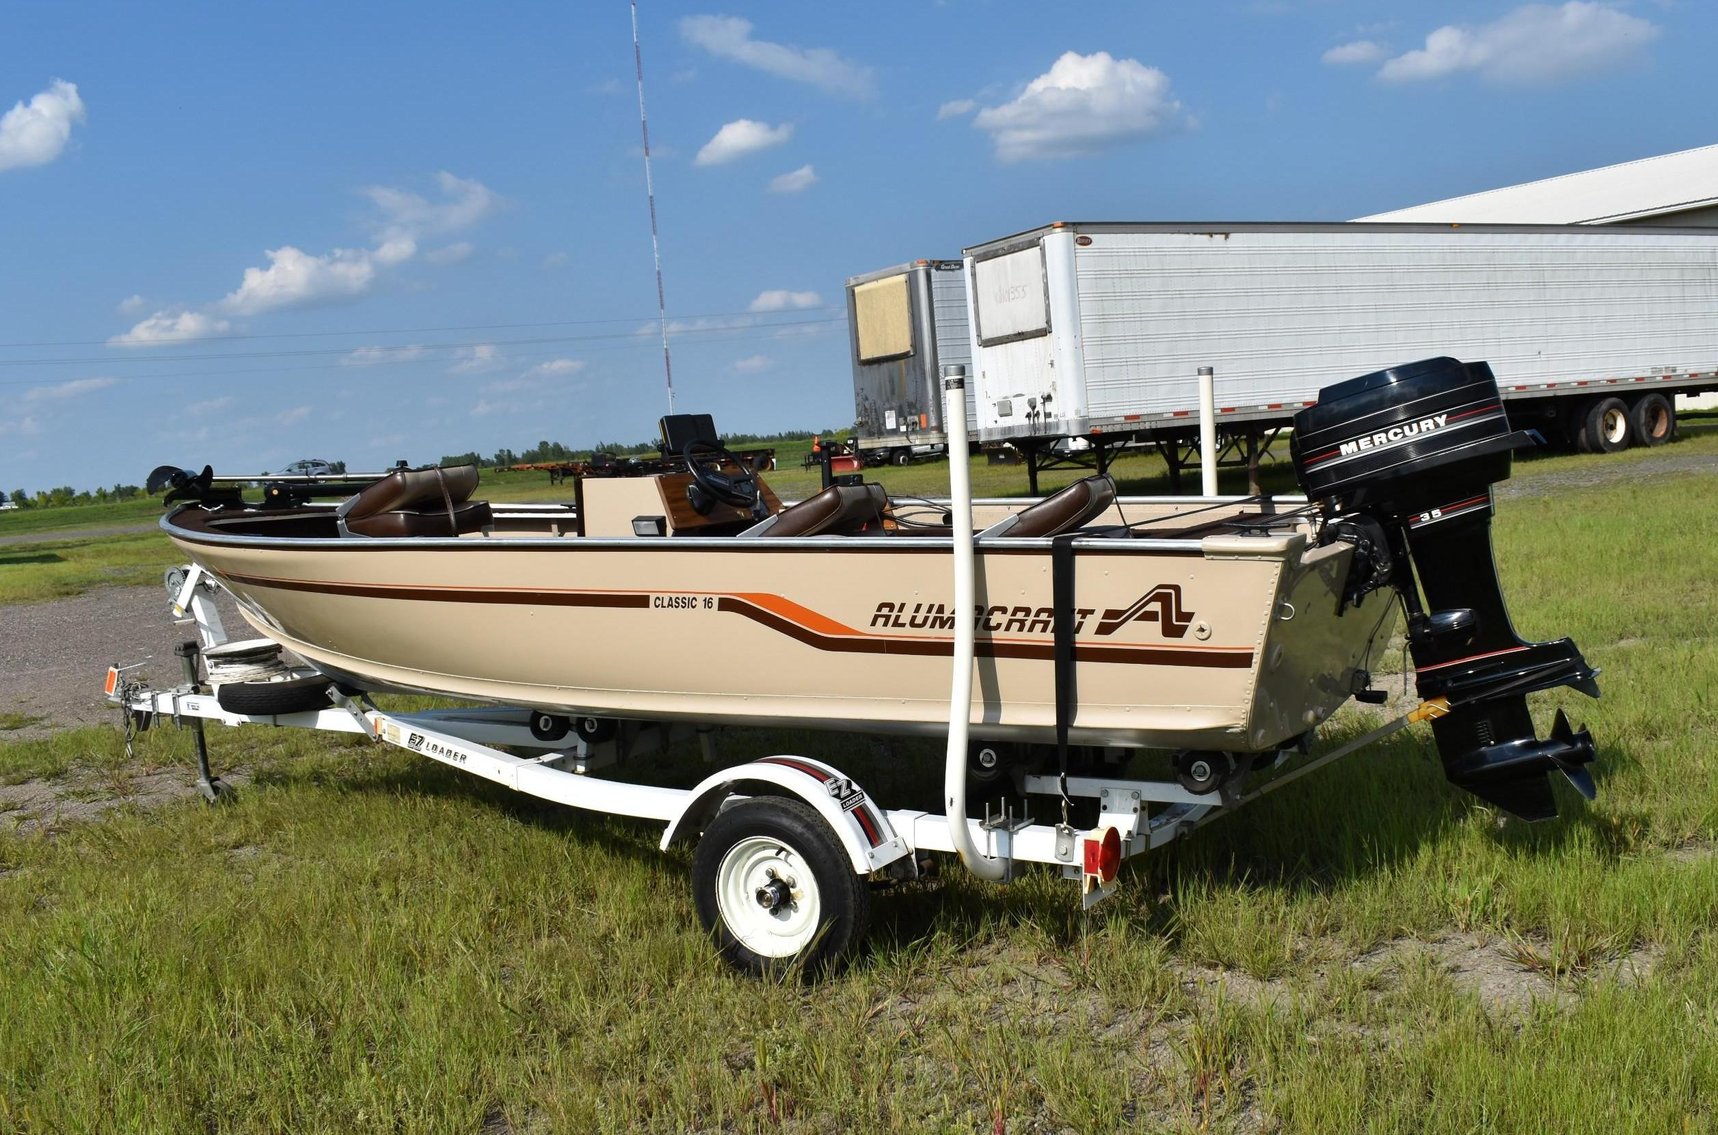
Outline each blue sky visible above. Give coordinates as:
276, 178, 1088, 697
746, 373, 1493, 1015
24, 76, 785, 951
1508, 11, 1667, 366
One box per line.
1, 0, 1709, 494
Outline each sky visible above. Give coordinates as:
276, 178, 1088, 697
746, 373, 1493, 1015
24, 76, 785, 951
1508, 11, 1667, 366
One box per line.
1, 0, 1712, 494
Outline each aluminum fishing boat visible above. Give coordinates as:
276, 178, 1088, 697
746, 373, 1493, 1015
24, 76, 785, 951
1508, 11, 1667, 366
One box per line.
153, 357, 1597, 822
124, 357, 1603, 974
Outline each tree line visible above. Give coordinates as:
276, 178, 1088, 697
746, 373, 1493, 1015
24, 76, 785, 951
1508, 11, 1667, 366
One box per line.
3, 484, 146, 510
442, 427, 847, 469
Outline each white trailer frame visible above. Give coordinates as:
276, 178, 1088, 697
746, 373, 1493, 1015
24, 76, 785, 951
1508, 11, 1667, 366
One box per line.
107, 567, 1436, 967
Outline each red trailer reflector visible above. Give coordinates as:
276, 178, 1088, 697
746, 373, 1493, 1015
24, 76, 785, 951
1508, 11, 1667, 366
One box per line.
1083, 826, 1122, 884
104, 666, 119, 696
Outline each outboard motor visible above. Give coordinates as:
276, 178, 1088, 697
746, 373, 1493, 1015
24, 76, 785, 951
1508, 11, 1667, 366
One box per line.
1291, 357, 1600, 822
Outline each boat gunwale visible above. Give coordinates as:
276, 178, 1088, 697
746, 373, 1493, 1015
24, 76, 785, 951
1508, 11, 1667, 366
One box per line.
160, 509, 1316, 558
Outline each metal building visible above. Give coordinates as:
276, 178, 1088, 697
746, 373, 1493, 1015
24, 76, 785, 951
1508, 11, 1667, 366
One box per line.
1356, 142, 1718, 227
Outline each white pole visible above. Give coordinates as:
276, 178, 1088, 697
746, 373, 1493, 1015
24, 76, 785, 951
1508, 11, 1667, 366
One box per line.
941, 364, 1007, 881
1198, 365, 1218, 496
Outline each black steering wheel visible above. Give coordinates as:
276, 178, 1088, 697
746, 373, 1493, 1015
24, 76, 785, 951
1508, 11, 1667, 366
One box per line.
683, 439, 765, 517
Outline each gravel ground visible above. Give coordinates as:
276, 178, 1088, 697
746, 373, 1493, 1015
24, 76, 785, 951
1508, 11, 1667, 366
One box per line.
1, 583, 244, 741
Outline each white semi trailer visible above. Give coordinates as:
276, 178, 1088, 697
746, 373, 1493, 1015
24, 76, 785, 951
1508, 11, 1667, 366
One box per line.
939, 221, 1718, 491
846, 259, 973, 465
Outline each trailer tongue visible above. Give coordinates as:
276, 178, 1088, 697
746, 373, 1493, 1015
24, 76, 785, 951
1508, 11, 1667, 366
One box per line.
1291, 356, 1599, 821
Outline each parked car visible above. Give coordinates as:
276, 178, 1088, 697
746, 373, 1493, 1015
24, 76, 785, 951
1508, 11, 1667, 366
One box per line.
277, 459, 337, 477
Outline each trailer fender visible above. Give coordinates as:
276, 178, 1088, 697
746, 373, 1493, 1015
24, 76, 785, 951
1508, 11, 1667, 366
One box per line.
660, 755, 912, 875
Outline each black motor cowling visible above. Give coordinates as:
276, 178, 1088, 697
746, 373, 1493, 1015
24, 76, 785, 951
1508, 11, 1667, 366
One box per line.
1292, 357, 1600, 822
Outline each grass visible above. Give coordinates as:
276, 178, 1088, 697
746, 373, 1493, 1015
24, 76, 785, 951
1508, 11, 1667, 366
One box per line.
2, 436, 1717, 1131
0, 531, 180, 604
0, 496, 162, 536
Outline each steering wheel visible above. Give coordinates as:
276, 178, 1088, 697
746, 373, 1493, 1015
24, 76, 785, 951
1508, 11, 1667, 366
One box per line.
683, 439, 764, 516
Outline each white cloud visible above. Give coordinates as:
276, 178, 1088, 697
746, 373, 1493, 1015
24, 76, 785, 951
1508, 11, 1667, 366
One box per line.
695, 119, 793, 166
679, 16, 874, 98
750, 289, 821, 312
187, 396, 233, 417
449, 343, 504, 374
971, 52, 1185, 162
543, 251, 570, 268
733, 355, 773, 373
1377, 2, 1658, 85
111, 172, 500, 341
522, 358, 585, 379
341, 345, 430, 366
937, 99, 978, 120
0, 79, 86, 173
364, 171, 501, 245
424, 241, 474, 265
117, 294, 147, 316
109, 309, 233, 346
23, 376, 118, 402
767, 164, 818, 194
219, 245, 380, 316
0, 415, 41, 437
1323, 40, 1389, 66
276, 406, 312, 426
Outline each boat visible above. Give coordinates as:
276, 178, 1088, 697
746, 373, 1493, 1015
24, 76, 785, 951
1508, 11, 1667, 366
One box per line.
151, 357, 1598, 823
120, 356, 1606, 973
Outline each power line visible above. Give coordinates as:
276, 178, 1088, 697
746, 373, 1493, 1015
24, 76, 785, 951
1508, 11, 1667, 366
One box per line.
0, 315, 844, 370
0, 305, 842, 352
0, 315, 846, 387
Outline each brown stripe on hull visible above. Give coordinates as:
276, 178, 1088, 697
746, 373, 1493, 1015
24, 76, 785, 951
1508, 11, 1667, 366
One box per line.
718, 596, 1254, 669
217, 572, 1255, 670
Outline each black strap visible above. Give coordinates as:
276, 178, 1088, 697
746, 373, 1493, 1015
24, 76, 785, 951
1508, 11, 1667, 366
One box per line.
1051, 533, 1078, 814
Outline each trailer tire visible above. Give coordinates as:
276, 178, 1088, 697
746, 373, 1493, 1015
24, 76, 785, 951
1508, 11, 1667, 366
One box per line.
892, 449, 911, 466
692, 797, 869, 977
215, 676, 332, 716
1580, 397, 1631, 454
1628, 393, 1674, 447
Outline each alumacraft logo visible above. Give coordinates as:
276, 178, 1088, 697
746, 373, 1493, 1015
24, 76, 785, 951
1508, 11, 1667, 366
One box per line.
869, 584, 1194, 639
1338, 412, 1449, 457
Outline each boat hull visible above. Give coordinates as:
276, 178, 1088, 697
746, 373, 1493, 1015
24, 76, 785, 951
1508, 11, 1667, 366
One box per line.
166, 521, 1394, 753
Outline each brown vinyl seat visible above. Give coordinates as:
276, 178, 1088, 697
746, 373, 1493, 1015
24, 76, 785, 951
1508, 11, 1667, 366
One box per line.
982, 474, 1117, 539
741, 482, 889, 538
337, 464, 493, 537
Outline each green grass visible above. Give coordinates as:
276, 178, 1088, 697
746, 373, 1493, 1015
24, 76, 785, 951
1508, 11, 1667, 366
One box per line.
2, 439, 1717, 1131
0, 496, 162, 536
0, 531, 178, 604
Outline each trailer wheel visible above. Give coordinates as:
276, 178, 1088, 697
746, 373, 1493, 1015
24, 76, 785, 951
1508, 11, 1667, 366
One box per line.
215, 676, 332, 716
892, 449, 911, 466
1581, 397, 1631, 453
1628, 393, 1674, 447
692, 797, 869, 976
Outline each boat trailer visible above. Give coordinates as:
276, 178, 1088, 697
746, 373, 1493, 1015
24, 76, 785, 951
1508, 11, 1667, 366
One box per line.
106, 563, 1447, 975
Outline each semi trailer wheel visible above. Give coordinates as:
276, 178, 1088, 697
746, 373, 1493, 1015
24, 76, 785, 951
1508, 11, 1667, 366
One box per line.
1580, 397, 1631, 454
1628, 393, 1674, 447
692, 797, 869, 976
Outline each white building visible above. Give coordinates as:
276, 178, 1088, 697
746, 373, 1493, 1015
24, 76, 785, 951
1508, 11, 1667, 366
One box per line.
1356, 142, 1718, 227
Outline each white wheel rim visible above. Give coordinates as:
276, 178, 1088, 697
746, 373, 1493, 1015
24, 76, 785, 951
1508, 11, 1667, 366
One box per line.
1602, 407, 1628, 444
715, 835, 823, 958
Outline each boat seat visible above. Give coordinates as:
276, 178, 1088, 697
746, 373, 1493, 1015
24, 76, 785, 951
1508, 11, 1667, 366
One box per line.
741, 482, 889, 538
980, 474, 1117, 539
337, 464, 494, 538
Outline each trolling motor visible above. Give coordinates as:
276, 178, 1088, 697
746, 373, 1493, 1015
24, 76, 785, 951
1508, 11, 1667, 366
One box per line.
1292, 357, 1600, 822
